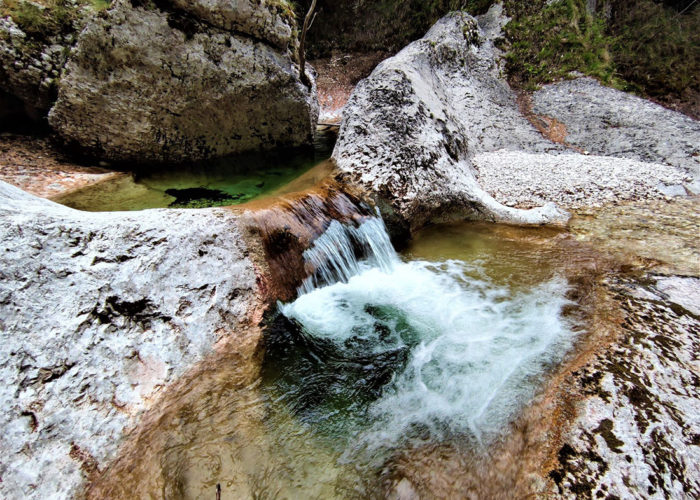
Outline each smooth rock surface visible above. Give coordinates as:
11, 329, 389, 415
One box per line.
655, 276, 700, 317
0, 181, 259, 499
533, 77, 700, 193
474, 150, 689, 209
48, 0, 317, 163
333, 7, 567, 230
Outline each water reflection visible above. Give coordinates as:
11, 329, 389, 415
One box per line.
53, 127, 337, 212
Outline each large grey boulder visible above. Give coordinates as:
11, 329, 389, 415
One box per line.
333, 5, 694, 229
533, 77, 700, 193
0, 181, 260, 499
167, 0, 296, 50
47, 0, 317, 163
333, 7, 566, 231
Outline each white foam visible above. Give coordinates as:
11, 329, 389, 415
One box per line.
281, 218, 577, 457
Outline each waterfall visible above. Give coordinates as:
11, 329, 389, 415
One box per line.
274, 215, 579, 460
298, 217, 399, 295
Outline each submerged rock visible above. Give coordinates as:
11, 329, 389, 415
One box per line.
0, 181, 260, 499
47, 0, 317, 163
333, 6, 567, 231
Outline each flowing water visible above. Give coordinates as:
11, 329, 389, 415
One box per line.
260, 217, 583, 493
52, 127, 337, 212
89, 217, 593, 499
82, 198, 699, 498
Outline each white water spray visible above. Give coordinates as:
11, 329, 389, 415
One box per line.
280, 216, 577, 456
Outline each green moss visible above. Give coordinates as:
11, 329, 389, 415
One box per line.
0, 0, 111, 41
87, 0, 110, 11
269, 0, 297, 26
503, 0, 623, 91
1, 0, 79, 40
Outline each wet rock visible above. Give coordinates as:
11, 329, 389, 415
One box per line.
333, 6, 567, 230
533, 77, 700, 193
388, 477, 420, 500
655, 276, 700, 317
569, 197, 700, 277
548, 275, 700, 498
0, 181, 259, 499
47, 0, 317, 163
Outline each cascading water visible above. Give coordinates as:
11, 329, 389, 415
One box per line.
88, 217, 590, 499
265, 215, 579, 471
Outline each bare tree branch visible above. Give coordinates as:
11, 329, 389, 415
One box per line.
299, 0, 317, 89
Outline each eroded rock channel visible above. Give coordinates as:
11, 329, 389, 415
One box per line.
1, 2, 698, 500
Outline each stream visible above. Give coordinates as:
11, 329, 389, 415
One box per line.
86, 213, 597, 499
52, 127, 337, 212
59, 122, 699, 498
260, 216, 581, 493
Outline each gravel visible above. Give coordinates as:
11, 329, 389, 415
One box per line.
474, 150, 690, 209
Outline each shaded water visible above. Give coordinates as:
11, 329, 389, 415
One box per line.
53, 127, 337, 212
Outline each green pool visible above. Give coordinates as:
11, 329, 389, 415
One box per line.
54, 127, 337, 212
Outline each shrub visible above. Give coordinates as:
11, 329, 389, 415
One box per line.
609, 0, 699, 96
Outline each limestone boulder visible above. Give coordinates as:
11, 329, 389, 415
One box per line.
47, 0, 317, 163
167, 0, 296, 50
332, 7, 567, 233
0, 181, 260, 499
333, 5, 694, 232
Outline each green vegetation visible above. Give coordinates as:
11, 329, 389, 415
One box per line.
501, 0, 699, 110
610, 0, 699, 96
503, 0, 621, 90
298, 0, 697, 112
1, 0, 78, 40
0, 0, 110, 41
87, 0, 110, 10
269, 0, 297, 23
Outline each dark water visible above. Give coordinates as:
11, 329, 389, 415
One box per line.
53, 127, 337, 212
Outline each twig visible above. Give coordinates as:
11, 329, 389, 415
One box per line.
299, 0, 318, 89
